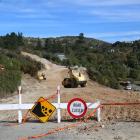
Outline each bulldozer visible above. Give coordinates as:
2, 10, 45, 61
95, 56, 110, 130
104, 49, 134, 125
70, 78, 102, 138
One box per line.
62, 66, 87, 88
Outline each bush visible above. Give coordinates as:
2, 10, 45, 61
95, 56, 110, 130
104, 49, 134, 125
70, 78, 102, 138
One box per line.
19, 56, 42, 76
129, 69, 140, 80
0, 52, 42, 98
0, 70, 21, 97
88, 67, 120, 89
0, 55, 21, 97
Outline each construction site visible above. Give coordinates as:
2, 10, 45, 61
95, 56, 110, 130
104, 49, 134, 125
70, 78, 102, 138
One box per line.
1, 0, 140, 139
0, 52, 139, 140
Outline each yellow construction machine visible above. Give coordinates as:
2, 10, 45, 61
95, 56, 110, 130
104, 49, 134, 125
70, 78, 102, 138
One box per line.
37, 69, 47, 81
62, 66, 87, 88
0, 64, 5, 72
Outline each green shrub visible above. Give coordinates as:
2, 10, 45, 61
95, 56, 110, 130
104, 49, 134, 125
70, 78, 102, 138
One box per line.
19, 56, 42, 76
0, 52, 42, 97
0, 70, 21, 97
88, 67, 120, 89
0, 55, 21, 97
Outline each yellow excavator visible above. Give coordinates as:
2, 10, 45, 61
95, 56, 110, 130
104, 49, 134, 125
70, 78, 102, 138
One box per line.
37, 69, 47, 81
0, 64, 5, 72
62, 66, 87, 88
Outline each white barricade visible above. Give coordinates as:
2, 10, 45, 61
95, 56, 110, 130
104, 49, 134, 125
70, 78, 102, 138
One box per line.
0, 86, 101, 123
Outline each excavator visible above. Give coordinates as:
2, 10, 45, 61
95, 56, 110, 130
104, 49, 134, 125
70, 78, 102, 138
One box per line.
62, 66, 87, 88
37, 69, 47, 81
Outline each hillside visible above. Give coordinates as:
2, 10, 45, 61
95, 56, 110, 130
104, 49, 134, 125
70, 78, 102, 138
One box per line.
24, 35, 110, 49
0, 32, 140, 96
0, 52, 140, 122
0, 52, 140, 140
0, 51, 140, 140
24, 34, 140, 89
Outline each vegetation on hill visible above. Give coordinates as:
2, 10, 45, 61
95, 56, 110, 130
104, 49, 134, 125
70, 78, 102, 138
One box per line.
24, 33, 139, 89
0, 33, 42, 97
0, 54, 21, 97
0, 32, 140, 97
0, 53, 42, 97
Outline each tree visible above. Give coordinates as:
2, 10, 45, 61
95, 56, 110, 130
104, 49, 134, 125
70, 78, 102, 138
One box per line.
77, 33, 85, 43
17, 32, 24, 46
0, 32, 24, 49
79, 33, 84, 40
36, 38, 42, 50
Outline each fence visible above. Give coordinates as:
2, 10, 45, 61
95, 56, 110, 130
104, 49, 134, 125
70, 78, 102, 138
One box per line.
0, 86, 101, 123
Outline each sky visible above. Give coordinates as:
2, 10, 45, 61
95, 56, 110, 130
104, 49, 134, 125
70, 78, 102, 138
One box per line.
0, 0, 140, 42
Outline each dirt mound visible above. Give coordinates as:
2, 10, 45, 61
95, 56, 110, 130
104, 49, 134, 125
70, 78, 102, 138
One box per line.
102, 105, 140, 122
21, 51, 59, 70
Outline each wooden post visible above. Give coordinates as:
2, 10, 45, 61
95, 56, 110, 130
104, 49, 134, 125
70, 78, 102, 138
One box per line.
57, 85, 61, 123
96, 100, 101, 122
18, 86, 22, 123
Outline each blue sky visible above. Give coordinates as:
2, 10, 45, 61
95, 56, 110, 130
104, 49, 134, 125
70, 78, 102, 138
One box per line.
0, 0, 140, 42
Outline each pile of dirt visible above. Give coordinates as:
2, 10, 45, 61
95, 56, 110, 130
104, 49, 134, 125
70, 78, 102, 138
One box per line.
102, 105, 140, 122
21, 51, 59, 70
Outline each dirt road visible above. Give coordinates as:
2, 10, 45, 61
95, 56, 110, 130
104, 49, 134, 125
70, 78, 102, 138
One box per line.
0, 52, 140, 140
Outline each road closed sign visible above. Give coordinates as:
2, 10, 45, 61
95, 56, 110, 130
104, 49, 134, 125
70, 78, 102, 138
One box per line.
67, 98, 87, 118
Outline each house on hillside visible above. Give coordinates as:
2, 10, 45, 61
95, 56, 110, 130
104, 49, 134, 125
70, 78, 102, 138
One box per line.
56, 53, 67, 61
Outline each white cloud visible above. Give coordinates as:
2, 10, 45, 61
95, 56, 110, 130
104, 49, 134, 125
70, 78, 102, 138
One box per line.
0, 0, 140, 42
37, 0, 140, 6
19, 8, 35, 13
89, 9, 140, 22
71, 0, 140, 6
87, 31, 140, 38
16, 12, 54, 19
86, 31, 140, 42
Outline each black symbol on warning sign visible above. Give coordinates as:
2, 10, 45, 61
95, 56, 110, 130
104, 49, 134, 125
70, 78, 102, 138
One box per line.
32, 102, 46, 117
32, 102, 54, 117
42, 106, 52, 116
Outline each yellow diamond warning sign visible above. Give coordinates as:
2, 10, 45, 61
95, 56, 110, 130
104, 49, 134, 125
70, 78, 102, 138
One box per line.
31, 97, 56, 123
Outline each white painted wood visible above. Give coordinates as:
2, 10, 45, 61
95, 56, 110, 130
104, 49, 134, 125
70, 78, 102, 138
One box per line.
0, 102, 101, 123
96, 100, 101, 122
0, 103, 100, 110
0, 85, 101, 123
18, 86, 22, 123
0, 102, 100, 110
57, 85, 61, 123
